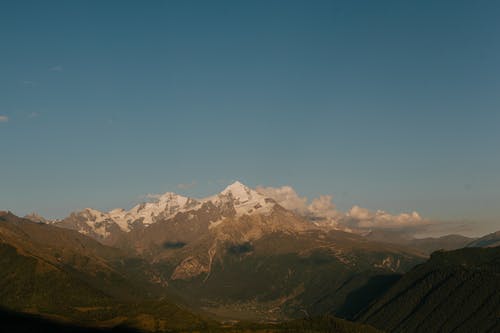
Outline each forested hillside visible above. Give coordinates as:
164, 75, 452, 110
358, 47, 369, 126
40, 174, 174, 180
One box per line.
359, 247, 500, 333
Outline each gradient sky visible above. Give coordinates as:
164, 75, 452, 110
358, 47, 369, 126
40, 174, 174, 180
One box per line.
1, 0, 499, 235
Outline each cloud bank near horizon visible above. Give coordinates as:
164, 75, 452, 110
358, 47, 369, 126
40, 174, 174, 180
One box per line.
256, 185, 426, 232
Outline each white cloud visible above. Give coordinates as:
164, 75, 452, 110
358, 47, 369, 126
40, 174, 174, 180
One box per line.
21, 80, 37, 87
143, 193, 162, 200
345, 205, 424, 229
177, 181, 197, 190
256, 186, 341, 223
50, 65, 63, 72
347, 205, 373, 221
307, 195, 342, 221
140, 183, 428, 233
256, 185, 427, 232
0, 115, 8, 122
256, 185, 308, 214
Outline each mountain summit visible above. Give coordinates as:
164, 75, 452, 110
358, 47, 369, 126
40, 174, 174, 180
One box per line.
221, 181, 254, 198
53, 181, 279, 243
210, 181, 275, 217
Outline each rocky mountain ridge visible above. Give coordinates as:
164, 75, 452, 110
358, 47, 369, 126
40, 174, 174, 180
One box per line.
49, 181, 281, 243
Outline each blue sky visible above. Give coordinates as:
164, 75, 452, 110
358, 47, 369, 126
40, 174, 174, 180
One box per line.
0, 1, 499, 235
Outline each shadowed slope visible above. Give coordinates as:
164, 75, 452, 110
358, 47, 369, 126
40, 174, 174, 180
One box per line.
359, 247, 500, 333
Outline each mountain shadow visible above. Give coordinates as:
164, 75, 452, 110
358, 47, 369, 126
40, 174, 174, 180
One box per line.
162, 241, 187, 249
336, 274, 402, 319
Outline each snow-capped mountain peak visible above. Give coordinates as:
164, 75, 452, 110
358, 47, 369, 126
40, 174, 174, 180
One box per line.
55, 181, 280, 241
157, 192, 189, 204
220, 181, 255, 202
209, 181, 274, 216
110, 192, 195, 230
83, 208, 106, 217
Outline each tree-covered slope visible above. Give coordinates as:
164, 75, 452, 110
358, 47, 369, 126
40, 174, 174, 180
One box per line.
359, 246, 500, 333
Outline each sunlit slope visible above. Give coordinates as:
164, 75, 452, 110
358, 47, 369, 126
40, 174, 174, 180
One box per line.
0, 211, 206, 331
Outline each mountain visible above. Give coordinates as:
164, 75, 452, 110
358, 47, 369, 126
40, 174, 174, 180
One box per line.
47, 182, 427, 321
23, 212, 54, 224
359, 246, 500, 333
1, 211, 386, 332
118, 182, 307, 257
467, 230, 500, 248
53, 181, 277, 245
52, 192, 200, 244
0, 211, 207, 331
5, 182, 498, 331
159, 228, 423, 321
364, 230, 476, 255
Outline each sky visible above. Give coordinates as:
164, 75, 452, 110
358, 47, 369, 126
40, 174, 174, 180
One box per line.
0, 0, 499, 236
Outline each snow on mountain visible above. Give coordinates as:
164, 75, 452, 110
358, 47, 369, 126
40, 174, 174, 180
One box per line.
56, 181, 280, 240
108, 192, 197, 231
205, 181, 275, 217
76, 208, 117, 238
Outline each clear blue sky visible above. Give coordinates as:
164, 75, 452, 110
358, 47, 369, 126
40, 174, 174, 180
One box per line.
0, 0, 499, 234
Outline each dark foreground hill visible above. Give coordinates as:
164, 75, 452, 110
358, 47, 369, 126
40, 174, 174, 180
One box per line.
0, 211, 208, 331
359, 246, 500, 333
0, 307, 382, 333
0, 306, 140, 333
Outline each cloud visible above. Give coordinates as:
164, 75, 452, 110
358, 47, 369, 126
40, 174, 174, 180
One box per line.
177, 181, 197, 190
307, 195, 342, 221
256, 185, 308, 214
256, 185, 427, 232
139, 183, 429, 234
408, 218, 495, 238
28, 112, 39, 118
344, 205, 425, 230
0, 115, 8, 122
142, 193, 162, 200
256, 186, 341, 224
50, 65, 63, 72
21, 80, 37, 87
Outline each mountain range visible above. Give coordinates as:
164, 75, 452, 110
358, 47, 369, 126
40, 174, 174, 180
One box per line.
39, 182, 426, 320
2, 181, 498, 332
